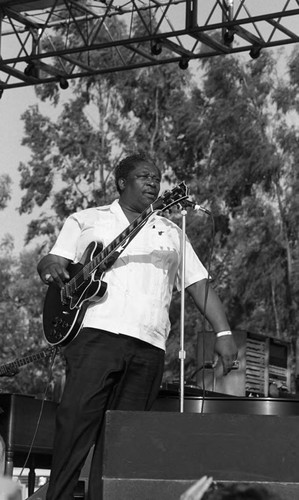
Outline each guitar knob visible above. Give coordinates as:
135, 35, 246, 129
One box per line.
52, 317, 60, 328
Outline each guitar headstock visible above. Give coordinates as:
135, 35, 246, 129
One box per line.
153, 182, 189, 212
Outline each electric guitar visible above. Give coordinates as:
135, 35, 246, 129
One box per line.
43, 182, 188, 346
0, 347, 56, 377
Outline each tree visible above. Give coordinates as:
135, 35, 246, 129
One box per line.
18, 70, 191, 249
0, 174, 12, 210
0, 241, 64, 398
162, 49, 299, 384
14, 12, 195, 389
14, 17, 299, 387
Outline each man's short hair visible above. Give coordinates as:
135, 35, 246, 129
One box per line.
114, 152, 158, 193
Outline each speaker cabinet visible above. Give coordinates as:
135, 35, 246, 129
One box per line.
102, 410, 299, 499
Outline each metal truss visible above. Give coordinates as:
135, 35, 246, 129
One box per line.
0, 0, 299, 91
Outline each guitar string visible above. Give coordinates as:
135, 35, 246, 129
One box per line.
62, 220, 147, 301
71, 186, 186, 287
64, 204, 154, 298
63, 186, 187, 300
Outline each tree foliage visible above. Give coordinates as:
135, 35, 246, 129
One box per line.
18, 12, 191, 250
0, 174, 12, 210
0, 241, 64, 397
163, 50, 299, 381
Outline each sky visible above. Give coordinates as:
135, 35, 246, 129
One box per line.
0, 0, 297, 255
0, 86, 38, 253
0, 85, 72, 254
0, 85, 72, 255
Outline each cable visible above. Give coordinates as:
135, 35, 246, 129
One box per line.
198, 213, 216, 414
17, 346, 59, 482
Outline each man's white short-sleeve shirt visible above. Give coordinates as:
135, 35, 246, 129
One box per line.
50, 200, 208, 350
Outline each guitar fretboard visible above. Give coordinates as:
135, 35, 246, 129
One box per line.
65, 204, 156, 297
0, 348, 54, 376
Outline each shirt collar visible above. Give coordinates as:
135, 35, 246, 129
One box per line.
110, 198, 159, 224
110, 199, 122, 213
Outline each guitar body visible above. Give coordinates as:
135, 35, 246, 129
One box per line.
43, 242, 107, 346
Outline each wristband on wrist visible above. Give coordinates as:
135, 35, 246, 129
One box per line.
216, 330, 232, 338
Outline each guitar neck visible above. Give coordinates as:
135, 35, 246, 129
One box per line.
0, 348, 54, 376
65, 182, 188, 293
92, 206, 153, 269
71, 203, 155, 286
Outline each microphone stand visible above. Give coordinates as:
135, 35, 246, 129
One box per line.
177, 197, 211, 412
179, 206, 187, 413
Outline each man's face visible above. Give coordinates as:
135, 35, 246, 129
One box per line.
119, 161, 161, 213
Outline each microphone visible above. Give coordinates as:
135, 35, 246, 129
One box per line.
183, 199, 211, 215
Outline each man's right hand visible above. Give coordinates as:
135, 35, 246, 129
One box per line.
37, 254, 71, 288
